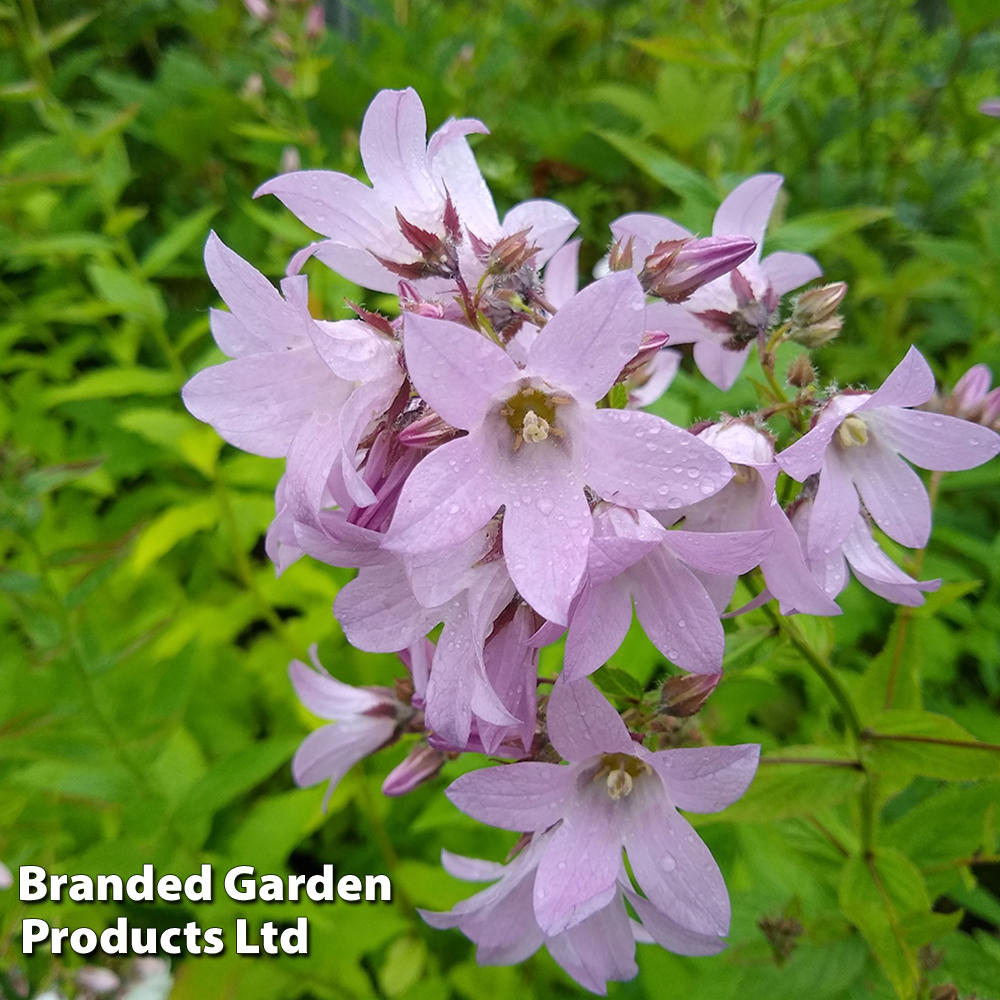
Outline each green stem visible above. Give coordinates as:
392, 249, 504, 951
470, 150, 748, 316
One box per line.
763, 605, 863, 742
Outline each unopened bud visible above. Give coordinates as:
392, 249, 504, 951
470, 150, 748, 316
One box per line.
617, 329, 670, 383
243, 0, 272, 20
979, 99, 1000, 119
787, 354, 816, 388
789, 282, 847, 348
382, 743, 446, 796
398, 410, 461, 449
241, 72, 265, 100
280, 145, 301, 174
660, 672, 721, 717
640, 235, 757, 303
0, 861, 11, 890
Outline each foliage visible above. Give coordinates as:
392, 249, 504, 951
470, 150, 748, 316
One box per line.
1, 0, 999, 998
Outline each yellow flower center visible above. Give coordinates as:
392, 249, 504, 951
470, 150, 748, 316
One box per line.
499, 386, 567, 451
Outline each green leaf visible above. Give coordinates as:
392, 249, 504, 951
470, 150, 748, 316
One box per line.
946, 0, 1000, 35
0, 232, 116, 258
709, 746, 864, 822
767, 207, 892, 253
129, 497, 218, 573
863, 710, 1000, 780
593, 130, 719, 207
379, 936, 427, 998
86, 262, 167, 322
592, 664, 645, 701
139, 204, 219, 277
22, 457, 106, 495
43, 367, 182, 406
839, 851, 923, 999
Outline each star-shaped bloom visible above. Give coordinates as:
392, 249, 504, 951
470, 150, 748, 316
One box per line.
613, 174, 822, 390
446, 677, 759, 938
778, 346, 1000, 559
256, 88, 576, 294
384, 271, 735, 624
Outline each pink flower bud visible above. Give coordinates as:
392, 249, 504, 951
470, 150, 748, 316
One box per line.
382, 743, 446, 796
640, 235, 756, 303
660, 672, 721, 717
243, 0, 272, 21
979, 98, 1000, 118
305, 3, 325, 38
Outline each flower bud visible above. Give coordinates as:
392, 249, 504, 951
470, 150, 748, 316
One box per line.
979, 98, 1000, 119
243, 0, 272, 21
660, 671, 721, 717
0, 861, 11, 890
382, 743, 446, 796
398, 410, 462, 449
640, 235, 757, 303
788, 282, 847, 348
787, 353, 816, 388
305, 3, 325, 38
608, 237, 634, 272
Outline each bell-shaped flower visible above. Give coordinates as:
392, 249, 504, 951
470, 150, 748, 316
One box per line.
561, 503, 773, 679
676, 420, 841, 616
446, 677, 759, 939
384, 271, 735, 625
256, 88, 576, 294
613, 174, 822, 390
777, 347, 1000, 559
289, 646, 414, 807
788, 501, 941, 610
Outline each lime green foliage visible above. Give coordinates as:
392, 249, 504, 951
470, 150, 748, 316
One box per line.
1, 0, 999, 998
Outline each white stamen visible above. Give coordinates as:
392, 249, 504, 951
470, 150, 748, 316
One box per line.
522, 410, 550, 443
606, 768, 633, 800
836, 414, 868, 448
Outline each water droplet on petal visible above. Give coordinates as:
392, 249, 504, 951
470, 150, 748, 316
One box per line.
687, 468, 699, 479
661, 853, 676, 873
537, 498, 554, 515
666, 497, 683, 509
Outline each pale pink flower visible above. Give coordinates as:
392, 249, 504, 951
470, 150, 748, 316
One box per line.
613, 174, 822, 390
778, 346, 1000, 559
256, 88, 576, 294
447, 678, 759, 938
385, 271, 734, 624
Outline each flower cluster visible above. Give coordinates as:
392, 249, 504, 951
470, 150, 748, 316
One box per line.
183, 88, 1000, 993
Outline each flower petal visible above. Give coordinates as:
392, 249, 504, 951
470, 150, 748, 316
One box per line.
533, 795, 622, 935
527, 271, 646, 404
502, 200, 579, 268
440, 849, 507, 883
583, 409, 734, 510
840, 442, 930, 549
547, 893, 638, 994
692, 339, 752, 392
860, 345, 935, 410
546, 677, 634, 762
866, 408, 1000, 472
759, 250, 822, 296
626, 891, 727, 957
563, 580, 635, 682
806, 447, 859, 558
403, 312, 519, 429
610, 213, 693, 260
446, 762, 574, 831
631, 547, 725, 675
713, 173, 782, 250
387, 433, 503, 554
500, 444, 591, 625
648, 744, 760, 813
666, 529, 773, 576
842, 517, 941, 606
292, 716, 395, 791
544, 238, 581, 311
622, 783, 730, 936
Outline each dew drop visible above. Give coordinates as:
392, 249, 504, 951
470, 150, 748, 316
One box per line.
537, 498, 554, 515
666, 497, 683, 509
699, 480, 716, 495
687, 467, 699, 479
677, 619, 687, 628
661, 853, 676, 873
449, 504, 460, 514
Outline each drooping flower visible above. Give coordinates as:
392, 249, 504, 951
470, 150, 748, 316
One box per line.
289, 646, 417, 807
777, 346, 1000, 558
385, 270, 735, 624
787, 501, 941, 609
561, 503, 774, 679
446, 677, 759, 939
613, 174, 822, 390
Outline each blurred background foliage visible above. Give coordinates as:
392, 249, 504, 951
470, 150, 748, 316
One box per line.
1, 0, 1000, 997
